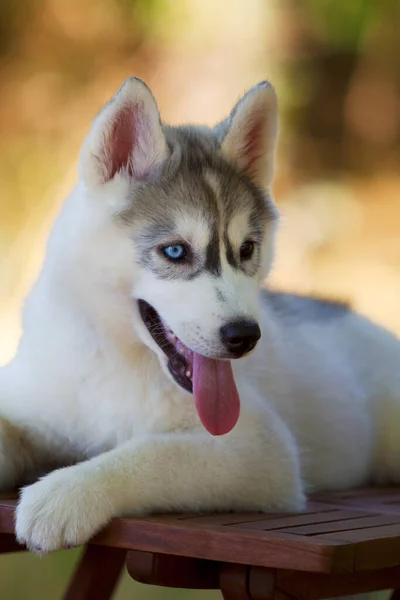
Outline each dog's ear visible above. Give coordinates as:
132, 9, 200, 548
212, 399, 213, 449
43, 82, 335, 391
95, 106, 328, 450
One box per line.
80, 78, 168, 187
215, 82, 278, 189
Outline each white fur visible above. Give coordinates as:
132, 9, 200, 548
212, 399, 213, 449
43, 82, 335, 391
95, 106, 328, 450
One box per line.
0, 79, 399, 554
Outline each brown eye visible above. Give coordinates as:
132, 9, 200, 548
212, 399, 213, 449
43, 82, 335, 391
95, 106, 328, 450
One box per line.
240, 241, 255, 261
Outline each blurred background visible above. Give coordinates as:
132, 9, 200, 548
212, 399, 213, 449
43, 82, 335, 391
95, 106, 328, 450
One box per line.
0, 0, 399, 597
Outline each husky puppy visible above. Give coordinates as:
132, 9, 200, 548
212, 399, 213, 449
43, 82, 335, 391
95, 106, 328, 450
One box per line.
0, 78, 399, 553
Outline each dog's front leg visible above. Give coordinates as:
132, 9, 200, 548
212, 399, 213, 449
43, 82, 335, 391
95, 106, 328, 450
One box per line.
15, 409, 304, 554
0, 417, 43, 490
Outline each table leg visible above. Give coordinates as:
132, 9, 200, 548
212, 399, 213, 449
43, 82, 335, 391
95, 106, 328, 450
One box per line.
62, 544, 126, 600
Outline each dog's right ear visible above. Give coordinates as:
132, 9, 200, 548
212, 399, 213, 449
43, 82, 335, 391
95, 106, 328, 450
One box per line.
79, 78, 169, 188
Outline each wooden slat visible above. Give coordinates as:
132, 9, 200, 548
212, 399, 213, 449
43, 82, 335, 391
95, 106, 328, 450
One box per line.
179, 506, 342, 527
157, 502, 348, 525
91, 518, 351, 573
171, 514, 288, 526
320, 523, 400, 542
231, 510, 364, 531
280, 514, 400, 536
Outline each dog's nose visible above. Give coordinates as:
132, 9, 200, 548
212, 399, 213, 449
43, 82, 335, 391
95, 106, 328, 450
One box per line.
220, 320, 261, 356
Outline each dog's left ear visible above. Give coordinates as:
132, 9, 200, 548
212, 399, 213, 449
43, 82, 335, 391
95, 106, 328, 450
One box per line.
80, 77, 169, 188
215, 82, 278, 189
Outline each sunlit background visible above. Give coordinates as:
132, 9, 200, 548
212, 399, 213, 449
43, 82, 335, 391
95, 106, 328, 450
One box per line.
0, 0, 399, 597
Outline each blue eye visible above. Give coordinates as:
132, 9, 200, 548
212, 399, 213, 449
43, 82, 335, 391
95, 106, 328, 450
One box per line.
162, 244, 187, 261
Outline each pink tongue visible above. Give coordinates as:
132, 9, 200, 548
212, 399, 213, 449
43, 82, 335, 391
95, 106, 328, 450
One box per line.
192, 353, 240, 436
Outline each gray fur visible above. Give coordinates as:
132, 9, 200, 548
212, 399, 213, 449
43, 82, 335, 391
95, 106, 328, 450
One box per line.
118, 122, 277, 281
262, 290, 351, 325
215, 288, 227, 303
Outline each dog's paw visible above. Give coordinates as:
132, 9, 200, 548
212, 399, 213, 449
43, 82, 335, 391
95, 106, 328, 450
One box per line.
15, 467, 113, 554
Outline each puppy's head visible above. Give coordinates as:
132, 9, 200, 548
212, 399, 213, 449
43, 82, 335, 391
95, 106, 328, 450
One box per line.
79, 77, 279, 433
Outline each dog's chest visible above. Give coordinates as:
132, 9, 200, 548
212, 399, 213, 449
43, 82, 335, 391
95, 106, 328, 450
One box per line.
71, 359, 200, 453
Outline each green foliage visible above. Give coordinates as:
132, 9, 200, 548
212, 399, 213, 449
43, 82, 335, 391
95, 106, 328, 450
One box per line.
115, 0, 183, 39
301, 0, 375, 50
0, 549, 220, 599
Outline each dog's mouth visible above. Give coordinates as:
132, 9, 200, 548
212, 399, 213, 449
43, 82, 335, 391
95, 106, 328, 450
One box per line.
138, 299, 193, 393
138, 299, 240, 436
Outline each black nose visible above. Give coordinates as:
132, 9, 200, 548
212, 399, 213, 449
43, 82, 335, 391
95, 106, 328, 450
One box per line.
220, 320, 261, 356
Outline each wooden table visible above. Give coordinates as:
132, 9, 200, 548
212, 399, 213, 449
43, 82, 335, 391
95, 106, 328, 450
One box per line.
1, 488, 400, 599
